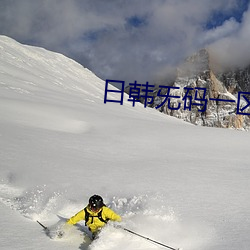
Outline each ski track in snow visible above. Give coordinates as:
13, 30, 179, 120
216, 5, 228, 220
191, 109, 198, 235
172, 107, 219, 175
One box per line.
0, 179, 211, 250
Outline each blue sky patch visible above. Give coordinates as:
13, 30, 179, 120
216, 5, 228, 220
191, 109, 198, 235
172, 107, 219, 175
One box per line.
126, 15, 147, 28
206, 0, 249, 29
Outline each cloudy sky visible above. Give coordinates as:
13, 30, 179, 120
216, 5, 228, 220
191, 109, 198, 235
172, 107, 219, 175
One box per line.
0, 0, 249, 84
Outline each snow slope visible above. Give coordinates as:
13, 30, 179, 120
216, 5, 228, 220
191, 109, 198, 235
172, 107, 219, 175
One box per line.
0, 35, 250, 250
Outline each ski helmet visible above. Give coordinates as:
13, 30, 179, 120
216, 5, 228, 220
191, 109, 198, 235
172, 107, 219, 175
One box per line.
89, 195, 104, 210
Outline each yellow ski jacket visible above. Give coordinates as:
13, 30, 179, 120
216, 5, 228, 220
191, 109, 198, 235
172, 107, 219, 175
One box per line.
67, 206, 121, 233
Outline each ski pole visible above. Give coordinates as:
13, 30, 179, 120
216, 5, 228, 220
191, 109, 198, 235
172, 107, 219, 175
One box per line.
122, 227, 180, 250
37, 220, 48, 231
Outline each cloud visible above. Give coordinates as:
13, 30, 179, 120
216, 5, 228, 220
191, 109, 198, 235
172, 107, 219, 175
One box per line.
209, 3, 250, 69
200, 18, 240, 45
0, 0, 249, 84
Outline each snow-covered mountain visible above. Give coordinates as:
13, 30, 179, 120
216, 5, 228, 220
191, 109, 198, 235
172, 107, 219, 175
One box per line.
132, 49, 250, 130
0, 36, 250, 250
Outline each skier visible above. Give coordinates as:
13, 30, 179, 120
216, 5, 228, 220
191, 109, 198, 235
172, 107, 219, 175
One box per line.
66, 194, 121, 239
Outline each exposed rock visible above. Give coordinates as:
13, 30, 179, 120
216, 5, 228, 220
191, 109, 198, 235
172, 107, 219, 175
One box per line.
138, 49, 250, 130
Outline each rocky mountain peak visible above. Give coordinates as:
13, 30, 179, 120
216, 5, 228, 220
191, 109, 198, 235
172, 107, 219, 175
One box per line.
141, 49, 250, 130
176, 48, 226, 99
177, 48, 210, 78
